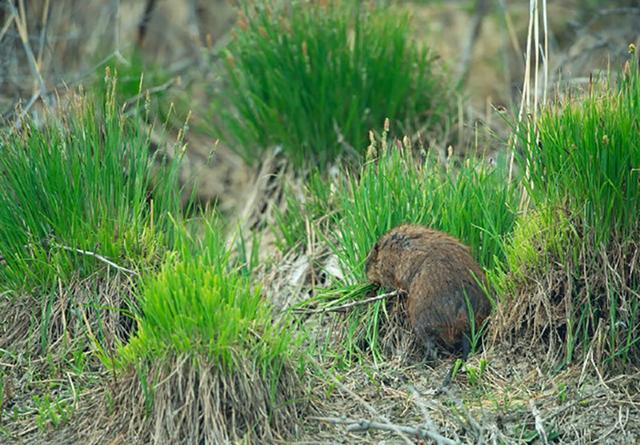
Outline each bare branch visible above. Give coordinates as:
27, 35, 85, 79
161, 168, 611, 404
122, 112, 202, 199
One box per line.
529, 399, 549, 445
323, 364, 415, 445
294, 290, 400, 315
312, 416, 458, 445
53, 243, 139, 276
0, 5, 14, 42
456, 0, 489, 88
6, 0, 48, 100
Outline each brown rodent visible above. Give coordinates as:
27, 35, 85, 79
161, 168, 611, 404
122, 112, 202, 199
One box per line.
365, 224, 490, 360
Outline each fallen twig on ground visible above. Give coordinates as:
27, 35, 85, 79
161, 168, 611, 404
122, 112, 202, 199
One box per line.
309, 356, 415, 445
529, 399, 549, 445
312, 416, 458, 445
53, 243, 139, 276
294, 290, 400, 315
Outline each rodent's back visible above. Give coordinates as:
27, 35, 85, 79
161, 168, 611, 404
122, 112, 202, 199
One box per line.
365, 224, 489, 352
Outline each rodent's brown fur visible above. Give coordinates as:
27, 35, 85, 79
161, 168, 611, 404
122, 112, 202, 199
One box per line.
365, 224, 490, 357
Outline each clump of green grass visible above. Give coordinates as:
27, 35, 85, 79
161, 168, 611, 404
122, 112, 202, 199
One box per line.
120, 223, 298, 363
108, 222, 306, 444
0, 76, 186, 365
522, 62, 640, 247
287, 127, 519, 359
494, 55, 640, 366
0, 74, 183, 292
215, 0, 454, 166
330, 142, 518, 281
490, 205, 570, 292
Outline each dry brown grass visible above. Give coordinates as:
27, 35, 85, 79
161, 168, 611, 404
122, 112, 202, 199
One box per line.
69, 356, 305, 445
8, 340, 640, 444
297, 344, 640, 444
0, 0, 235, 108
491, 222, 640, 369
0, 274, 136, 358
0, 275, 135, 444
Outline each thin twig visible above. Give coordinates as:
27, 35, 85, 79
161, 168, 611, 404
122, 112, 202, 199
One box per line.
312, 416, 458, 445
137, 0, 157, 46
308, 355, 418, 444
110, 0, 129, 66
36, 0, 51, 71
456, 0, 489, 89
6, 0, 47, 105
294, 290, 400, 314
529, 399, 549, 445
0, 6, 14, 42
53, 243, 139, 276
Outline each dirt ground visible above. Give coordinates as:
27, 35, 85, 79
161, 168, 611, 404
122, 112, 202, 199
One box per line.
5, 340, 639, 444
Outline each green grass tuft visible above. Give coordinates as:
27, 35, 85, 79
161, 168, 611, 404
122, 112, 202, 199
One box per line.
214, 0, 454, 167
497, 55, 640, 366
119, 221, 301, 370
329, 148, 518, 283
0, 76, 183, 292
519, 59, 640, 247
111, 221, 306, 443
